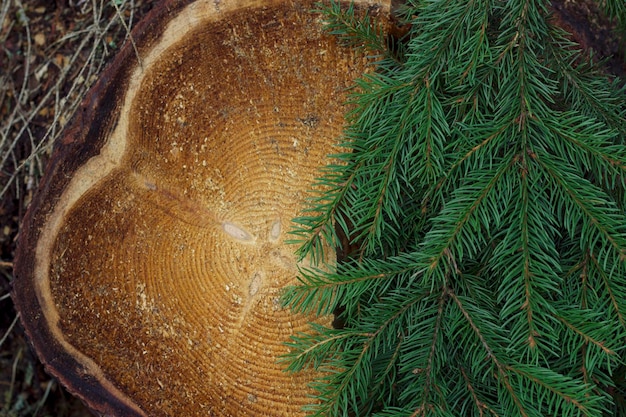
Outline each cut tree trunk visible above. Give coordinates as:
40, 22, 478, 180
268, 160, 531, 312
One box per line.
11, 0, 389, 415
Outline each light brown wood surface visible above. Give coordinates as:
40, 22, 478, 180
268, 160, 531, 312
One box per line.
13, 0, 388, 415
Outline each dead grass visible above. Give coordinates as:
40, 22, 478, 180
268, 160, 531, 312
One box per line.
0, 0, 151, 415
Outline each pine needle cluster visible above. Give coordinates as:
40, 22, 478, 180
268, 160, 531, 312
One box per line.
283, 0, 626, 416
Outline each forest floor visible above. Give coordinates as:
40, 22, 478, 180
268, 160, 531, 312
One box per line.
0, 0, 624, 416
0, 1, 151, 415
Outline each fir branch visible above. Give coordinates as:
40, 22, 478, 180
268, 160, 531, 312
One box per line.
459, 366, 500, 417
303, 290, 430, 416
506, 365, 606, 417
553, 310, 617, 357
541, 112, 626, 188
490, 150, 564, 359
418, 159, 514, 286
544, 33, 626, 138
404, 0, 495, 81
536, 153, 626, 259
367, 335, 403, 410
396, 285, 448, 414
284, 255, 415, 316
588, 252, 626, 329
344, 76, 450, 255
448, 290, 528, 416
317, 0, 390, 59
286, 1, 626, 415
290, 156, 362, 262
416, 286, 447, 413
283, 324, 369, 372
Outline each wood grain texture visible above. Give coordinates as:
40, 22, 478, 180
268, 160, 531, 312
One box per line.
13, 0, 389, 415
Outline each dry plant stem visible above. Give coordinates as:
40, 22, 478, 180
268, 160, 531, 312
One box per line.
0, 2, 148, 415
0, 313, 19, 348
1, 1, 85, 183
0, 0, 33, 154
29, 380, 55, 417
0, 343, 51, 417
0, 1, 13, 113
111, 0, 142, 68
7, 349, 23, 409
0, 1, 10, 38
0, 0, 139, 200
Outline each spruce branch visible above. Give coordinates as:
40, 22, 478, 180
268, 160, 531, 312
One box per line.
285, 0, 626, 415
459, 366, 500, 417
290, 156, 362, 261
589, 253, 626, 328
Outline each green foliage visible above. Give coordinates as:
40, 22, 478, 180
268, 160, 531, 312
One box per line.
284, 0, 626, 415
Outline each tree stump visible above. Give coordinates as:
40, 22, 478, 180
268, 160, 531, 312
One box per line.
12, 0, 388, 415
